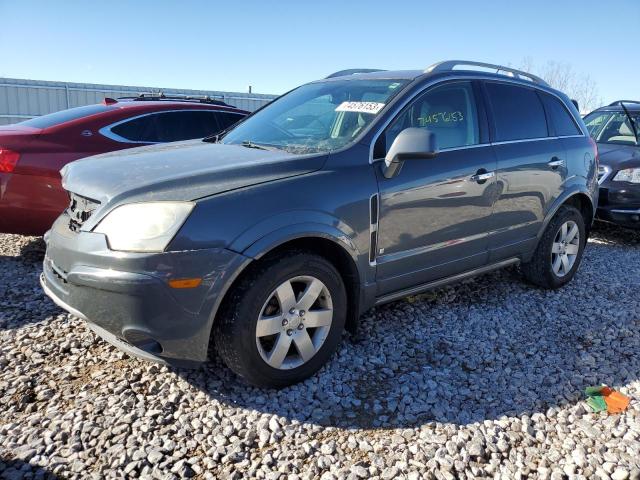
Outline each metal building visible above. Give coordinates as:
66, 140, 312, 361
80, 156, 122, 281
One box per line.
0, 77, 277, 125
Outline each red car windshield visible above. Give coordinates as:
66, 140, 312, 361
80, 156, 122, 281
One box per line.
18, 104, 112, 129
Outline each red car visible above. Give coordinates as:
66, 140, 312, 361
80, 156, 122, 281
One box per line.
0, 94, 248, 235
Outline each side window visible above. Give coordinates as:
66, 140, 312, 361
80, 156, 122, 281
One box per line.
110, 111, 223, 143
110, 115, 158, 142
540, 93, 581, 136
152, 111, 219, 142
216, 112, 245, 131
379, 81, 479, 155
173, 111, 221, 139
485, 83, 548, 141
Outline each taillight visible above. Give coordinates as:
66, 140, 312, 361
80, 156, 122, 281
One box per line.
0, 149, 20, 173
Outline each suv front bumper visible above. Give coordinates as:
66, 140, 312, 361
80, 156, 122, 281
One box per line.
597, 181, 640, 229
41, 215, 249, 367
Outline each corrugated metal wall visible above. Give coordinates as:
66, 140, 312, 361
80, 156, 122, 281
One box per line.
0, 78, 278, 125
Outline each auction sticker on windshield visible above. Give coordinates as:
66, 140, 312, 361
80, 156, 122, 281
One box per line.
335, 101, 385, 115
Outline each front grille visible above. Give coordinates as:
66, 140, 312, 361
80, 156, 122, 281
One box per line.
67, 192, 100, 232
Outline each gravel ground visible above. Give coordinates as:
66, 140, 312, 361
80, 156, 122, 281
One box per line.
1, 224, 640, 480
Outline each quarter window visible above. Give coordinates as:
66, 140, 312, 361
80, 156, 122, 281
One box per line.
584, 112, 609, 137
540, 93, 581, 136
380, 81, 480, 155
486, 83, 548, 141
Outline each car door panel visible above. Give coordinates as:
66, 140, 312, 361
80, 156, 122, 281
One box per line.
489, 139, 565, 261
375, 145, 497, 294
373, 80, 497, 296
482, 81, 567, 262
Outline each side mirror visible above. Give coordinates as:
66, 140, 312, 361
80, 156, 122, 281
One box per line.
383, 128, 438, 178
571, 99, 580, 112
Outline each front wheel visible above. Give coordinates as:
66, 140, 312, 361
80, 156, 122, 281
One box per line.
213, 252, 347, 388
522, 205, 586, 289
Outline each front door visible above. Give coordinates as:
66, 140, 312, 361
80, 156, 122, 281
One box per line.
374, 81, 498, 296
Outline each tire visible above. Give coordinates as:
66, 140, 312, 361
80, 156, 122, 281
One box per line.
522, 205, 586, 289
213, 251, 347, 388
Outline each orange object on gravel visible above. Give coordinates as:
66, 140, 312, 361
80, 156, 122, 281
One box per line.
605, 391, 630, 414
585, 385, 631, 414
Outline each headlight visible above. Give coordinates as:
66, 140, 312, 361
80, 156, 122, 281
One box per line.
613, 168, 640, 183
94, 202, 194, 252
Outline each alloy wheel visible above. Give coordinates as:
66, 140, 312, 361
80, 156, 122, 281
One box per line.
551, 220, 580, 277
255, 276, 333, 370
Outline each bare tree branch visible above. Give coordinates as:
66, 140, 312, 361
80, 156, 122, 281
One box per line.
516, 58, 603, 113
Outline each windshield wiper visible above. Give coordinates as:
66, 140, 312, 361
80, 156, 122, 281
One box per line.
620, 102, 639, 145
202, 130, 227, 143
240, 140, 282, 151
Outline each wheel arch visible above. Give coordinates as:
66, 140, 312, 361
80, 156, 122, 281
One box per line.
215, 226, 365, 337
538, 188, 595, 242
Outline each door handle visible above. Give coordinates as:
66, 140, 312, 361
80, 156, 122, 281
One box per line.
470, 170, 495, 184
548, 157, 565, 169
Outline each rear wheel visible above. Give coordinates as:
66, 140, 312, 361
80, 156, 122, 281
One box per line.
214, 252, 346, 388
522, 205, 586, 289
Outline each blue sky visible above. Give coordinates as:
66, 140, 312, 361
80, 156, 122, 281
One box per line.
1, 0, 638, 105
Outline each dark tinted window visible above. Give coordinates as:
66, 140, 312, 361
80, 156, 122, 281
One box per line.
110, 116, 150, 141
380, 81, 479, 155
111, 110, 223, 143
540, 93, 581, 136
19, 104, 111, 129
486, 83, 548, 141
217, 112, 245, 130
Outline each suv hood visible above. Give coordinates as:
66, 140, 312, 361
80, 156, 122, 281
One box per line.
62, 140, 326, 205
598, 143, 640, 170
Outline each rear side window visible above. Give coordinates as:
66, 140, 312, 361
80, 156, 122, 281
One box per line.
380, 81, 480, 154
110, 115, 151, 141
18, 104, 111, 129
110, 110, 223, 143
485, 83, 548, 141
540, 93, 581, 136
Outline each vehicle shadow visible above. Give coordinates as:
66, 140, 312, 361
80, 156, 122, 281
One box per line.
0, 235, 57, 331
0, 455, 58, 479
590, 221, 640, 246
174, 242, 640, 428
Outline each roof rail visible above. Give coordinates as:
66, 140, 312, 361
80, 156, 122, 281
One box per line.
608, 100, 640, 106
325, 68, 386, 79
425, 60, 549, 87
117, 92, 233, 107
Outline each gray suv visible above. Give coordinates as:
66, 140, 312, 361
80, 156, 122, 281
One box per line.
41, 61, 598, 387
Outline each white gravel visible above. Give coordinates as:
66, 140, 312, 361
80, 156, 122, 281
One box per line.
1, 224, 640, 479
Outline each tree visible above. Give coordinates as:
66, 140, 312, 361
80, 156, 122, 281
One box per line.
515, 58, 603, 114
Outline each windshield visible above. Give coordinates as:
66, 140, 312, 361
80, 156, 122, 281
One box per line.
18, 104, 111, 129
221, 79, 409, 154
584, 111, 639, 145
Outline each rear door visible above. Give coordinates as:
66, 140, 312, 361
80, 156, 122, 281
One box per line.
483, 81, 566, 261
